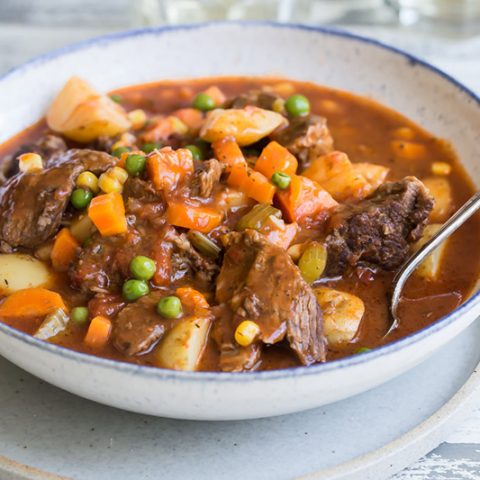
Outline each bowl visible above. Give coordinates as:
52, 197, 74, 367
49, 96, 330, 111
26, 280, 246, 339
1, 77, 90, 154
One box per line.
0, 22, 479, 420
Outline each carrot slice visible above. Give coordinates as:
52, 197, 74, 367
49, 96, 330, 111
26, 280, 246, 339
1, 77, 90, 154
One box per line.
167, 202, 222, 233
212, 137, 246, 173
255, 141, 298, 179
176, 287, 210, 310
84, 315, 112, 349
51, 228, 80, 272
147, 147, 194, 192
88, 191, 127, 236
0, 288, 66, 318
275, 175, 337, 226
227, 163, 275, 204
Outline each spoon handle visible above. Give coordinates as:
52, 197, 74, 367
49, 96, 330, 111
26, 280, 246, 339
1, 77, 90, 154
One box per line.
390, 189, 480, 325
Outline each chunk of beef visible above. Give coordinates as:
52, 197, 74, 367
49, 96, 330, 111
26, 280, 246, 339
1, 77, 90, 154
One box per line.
123, 177, 165, 220
1, 134, 67, 181
190, 158, 224, 198
271, 115, 333, 169
88, 294, 125, 318
0, 149, 115, 251
211, 304, 261, 372
171, 232, 220, 284
326, 177, 434, 275
113, 291, 168, 356
216, 230, 325, 370
71, 225, 218, 294
226, 89, 282, 111
70, 220, 161, 294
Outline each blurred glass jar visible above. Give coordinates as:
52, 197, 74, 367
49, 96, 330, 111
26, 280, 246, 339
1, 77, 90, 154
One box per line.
387, 0, 480, 31
138, 0, 385, 25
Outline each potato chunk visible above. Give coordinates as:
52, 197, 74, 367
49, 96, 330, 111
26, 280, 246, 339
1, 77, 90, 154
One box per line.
200, 107, 287, 146
156, 316, 211, 371
0, 254, 51, 294
314, 287, 364, 347
352, 163, 389, 190
302, 151, 372, 202
423, 177, 453, 222
413, 224, 448, 280
46, 76, 131, 142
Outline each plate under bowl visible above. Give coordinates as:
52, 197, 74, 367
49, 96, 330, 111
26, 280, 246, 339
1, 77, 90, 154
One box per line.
0, 22, 479, 420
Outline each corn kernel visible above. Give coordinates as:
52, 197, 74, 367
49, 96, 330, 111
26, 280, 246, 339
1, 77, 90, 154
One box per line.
272, 98, 285, 114
18, 153, 43, 173
76, 171, 99, 193
234, 320, 261, 347
169, 116, 188, 135
109, 167, 129, 184
431, 162, 451, 176
98, 173, 123, 193
128, 109, 147, 130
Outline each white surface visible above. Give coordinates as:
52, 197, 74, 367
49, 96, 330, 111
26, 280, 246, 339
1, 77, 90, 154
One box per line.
1, 315, 480, 480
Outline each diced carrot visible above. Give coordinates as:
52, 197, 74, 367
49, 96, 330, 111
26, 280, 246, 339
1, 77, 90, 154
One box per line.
227, 163, 275, 204
390, 140, 427, 161
275, 175, 337, 226
51, 228, 80, 272
176, 287, 210, 311
167, 202, 222, 233
254, 141, 298, 179
84, 315, 112, 349
147, 147, 194, 192
203, 86, 226, 106
0, 288, 66, 318
151, 237, 173, 286
212, 137, 246, 173
88, 191, 127, 237
172, 108, 204, 134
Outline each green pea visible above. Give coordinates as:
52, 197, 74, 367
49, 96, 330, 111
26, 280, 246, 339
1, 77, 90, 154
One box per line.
125, 154, 146, 176
71, 188, 93, 210
356, 347, 371, 354
285, 94, 310, 117
129, 255, 156, 281
112, 146, 131, 158
192, 92, 216, 112
122, 279, 150, 302
185, 144, 203, 160
271, 171, 291, 190
110, 94, 122, 103
156, 296, 182, 319
71, 307, 89, 325
142, 142, 162, 154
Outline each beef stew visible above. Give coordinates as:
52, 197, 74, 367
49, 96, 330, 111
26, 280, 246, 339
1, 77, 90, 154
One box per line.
0, 76, 478, 372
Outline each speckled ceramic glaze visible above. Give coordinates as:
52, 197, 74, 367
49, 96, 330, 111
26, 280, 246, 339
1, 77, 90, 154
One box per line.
0, 23, 479, 420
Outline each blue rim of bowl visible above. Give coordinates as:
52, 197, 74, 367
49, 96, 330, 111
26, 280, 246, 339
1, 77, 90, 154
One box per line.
0, 21, 479, 382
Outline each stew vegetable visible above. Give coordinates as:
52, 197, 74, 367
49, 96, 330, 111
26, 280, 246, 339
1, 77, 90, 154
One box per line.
0, 76, 478, 372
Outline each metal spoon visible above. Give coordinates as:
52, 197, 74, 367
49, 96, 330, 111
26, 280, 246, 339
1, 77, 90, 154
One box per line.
387, 189, 480, 336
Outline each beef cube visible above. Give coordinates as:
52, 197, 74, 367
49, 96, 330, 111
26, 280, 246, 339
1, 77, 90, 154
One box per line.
326, 177, 434, 275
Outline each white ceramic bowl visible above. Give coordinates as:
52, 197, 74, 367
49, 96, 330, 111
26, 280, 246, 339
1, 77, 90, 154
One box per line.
0, 23, 479, 420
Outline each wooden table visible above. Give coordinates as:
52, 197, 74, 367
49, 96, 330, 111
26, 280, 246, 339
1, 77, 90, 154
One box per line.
0, 21, 479, 480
